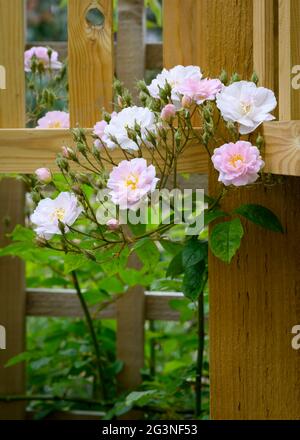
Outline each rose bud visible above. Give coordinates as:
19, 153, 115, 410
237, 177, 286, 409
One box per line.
161, 104, 176, 122
35, 167, 52, 184
182, 95, 192, 109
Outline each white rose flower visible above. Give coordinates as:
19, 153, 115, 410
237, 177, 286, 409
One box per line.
147, 65, 202, 101
216, 80, 277, 135
30, 192, 82, 239
102, 106, 156, 151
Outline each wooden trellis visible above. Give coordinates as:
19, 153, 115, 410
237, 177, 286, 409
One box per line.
0, 0, 300, 420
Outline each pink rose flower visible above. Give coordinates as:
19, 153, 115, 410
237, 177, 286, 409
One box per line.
24, 46, 62, 72
177, 78, 223, 104
93, 120, 108, 149
216, 81, 277, 134
161, 104, 176, 122
93, 120, 107, 139
107, 158, 159, 210
35, 168, 52, 184
30, 192, 82, 239
211, 141, 264, 186
36, 111, 70, 129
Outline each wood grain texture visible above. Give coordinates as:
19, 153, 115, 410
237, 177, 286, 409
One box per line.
5, 122, 300, 176
68, 0, 114, 126
0, 128, 208, 173
263, 120, 300, 175
278, 0, 300, 120
26, 289, 182, 321
253, 0, 278, 107
0, 0, 26, 420
164, 0, 300, 420
116, 0, 145, 97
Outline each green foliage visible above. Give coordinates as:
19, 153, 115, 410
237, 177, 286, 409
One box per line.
209, 218, 244, 263
234, 203, 284, 233
182, 261, 206, 301
133, 238, 160, 270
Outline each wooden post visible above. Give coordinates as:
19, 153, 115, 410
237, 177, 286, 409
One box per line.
116, 0, 145, 99
116, 0, 146, 391
164, 0, 300, 419
68, 0, 114, 126
0, 0, 26, 420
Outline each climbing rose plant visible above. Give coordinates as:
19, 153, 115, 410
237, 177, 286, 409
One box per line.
0, 52, 284, 416
27, 64, 282, 265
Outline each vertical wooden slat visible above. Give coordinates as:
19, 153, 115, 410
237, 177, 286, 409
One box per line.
116, 254, 145, 390
164, 0, 300, 419
278, 0, 300, 120
116, 0, 145, 99
68, 0, 114, 126
253, 0, 278, 106
116, 0, 146, 391
0, 0, 26, 420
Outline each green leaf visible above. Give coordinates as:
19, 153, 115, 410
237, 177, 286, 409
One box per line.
166, 250, 183, 278
5, 351, 31, 368
120, 268, 153, 286
10, 225, 35, 242
164, 360, 188, 374
234, 204, 284, 233
98, 276, 125, 294
210, 218, 244, 263
159, 239, 183, 255
182, 260, 207, 301
125, 390, 157, 407
134, 238, 160, 269
204, 209, 227, 226
0, 242, 33, 258
64, 253, 88, 273
182, 238, 207, 267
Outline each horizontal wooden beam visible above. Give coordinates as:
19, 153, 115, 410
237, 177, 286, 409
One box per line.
1, 121, 299, 175
0, 128, 208, 173
26, 289, 183, 321
26, 42, 163, 71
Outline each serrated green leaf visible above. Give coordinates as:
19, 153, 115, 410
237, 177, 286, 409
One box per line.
182, 238, 207, 267
204, 209, 227, 226
5, 351, 31, 368
134, 238, 160, 269
209, 218, 244, 263
125, 390, 157, 407
234, 204, 284, 233
159, 239, 183, 255
166, 250, 183, 278
98, 276, 125, 294
182, 260, 207, 301
64, 253, 88, 273
10, 225, 35, 242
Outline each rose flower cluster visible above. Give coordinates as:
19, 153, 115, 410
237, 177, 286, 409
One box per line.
26, 62, 276, 258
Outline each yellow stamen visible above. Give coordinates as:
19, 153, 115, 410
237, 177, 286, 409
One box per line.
48, 121, 62, 128
126, 174, 138, 190
229, 154, 244, 168
241, 102, 252, 114
51, 207, 66, 221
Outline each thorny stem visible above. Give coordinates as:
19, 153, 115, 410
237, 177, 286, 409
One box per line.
71, 270, 107, 401
195, 287, 205, 418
